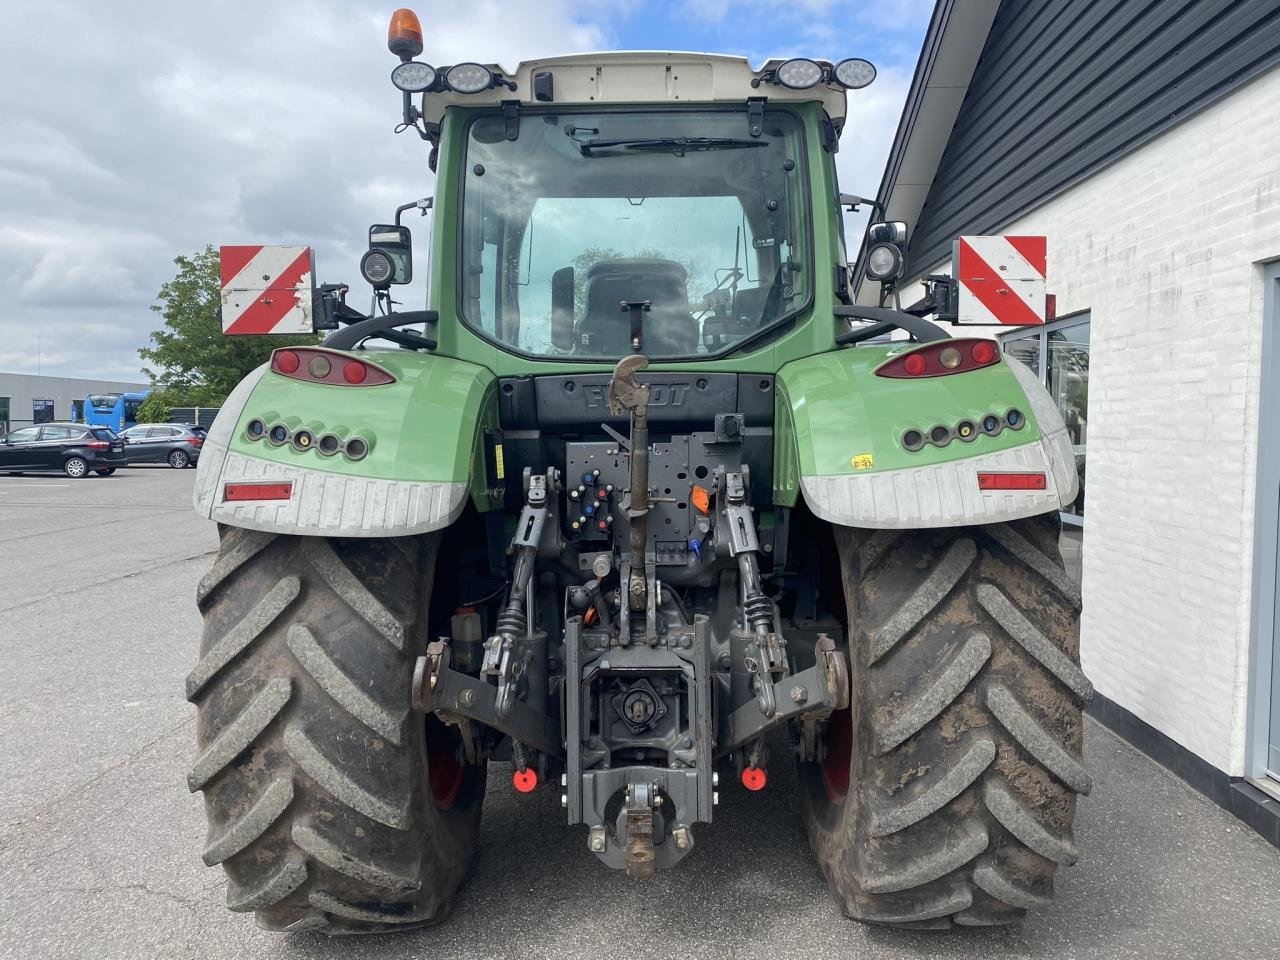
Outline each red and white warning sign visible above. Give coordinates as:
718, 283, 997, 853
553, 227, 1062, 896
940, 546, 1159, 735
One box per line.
953, 235, 1046, 326
219, 245, 315, 335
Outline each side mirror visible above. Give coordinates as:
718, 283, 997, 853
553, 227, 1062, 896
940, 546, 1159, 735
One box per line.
361, 223, 413, 287
867, 220, 908, 246
550, 266, 575, 350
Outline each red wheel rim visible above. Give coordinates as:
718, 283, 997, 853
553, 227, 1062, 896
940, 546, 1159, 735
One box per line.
821, 707, 852, 803
428, 749, 464, 811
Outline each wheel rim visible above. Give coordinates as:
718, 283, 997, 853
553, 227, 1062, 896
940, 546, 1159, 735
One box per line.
66, 459, 85, 477
821, 707, 852, 803
428, 748, 464, 811
170, 452, 186, 467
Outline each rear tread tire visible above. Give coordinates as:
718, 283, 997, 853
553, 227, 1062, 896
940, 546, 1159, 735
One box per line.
189, 528, 483, 934
802, 515, 1088, 929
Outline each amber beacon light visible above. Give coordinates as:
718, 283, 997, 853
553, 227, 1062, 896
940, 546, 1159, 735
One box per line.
387, 8, 424, 60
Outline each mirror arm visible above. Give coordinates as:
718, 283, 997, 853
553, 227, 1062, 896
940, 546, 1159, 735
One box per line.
324, 310, 439, 351
833, 305, 950, 346
394, 197, 433, 227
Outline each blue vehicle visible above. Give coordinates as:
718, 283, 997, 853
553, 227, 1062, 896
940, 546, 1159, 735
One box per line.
84, 390, 150, 432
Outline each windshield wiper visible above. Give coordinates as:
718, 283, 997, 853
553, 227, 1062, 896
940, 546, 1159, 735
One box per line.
578, 136, 768, 157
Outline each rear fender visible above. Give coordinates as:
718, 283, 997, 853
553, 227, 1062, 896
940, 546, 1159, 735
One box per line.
193, 350, 499, 537
775, 347, 1077, 528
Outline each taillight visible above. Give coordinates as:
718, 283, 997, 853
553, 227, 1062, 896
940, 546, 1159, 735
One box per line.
271, 348, 394, 386
86, 440, 108, 450
188, 437, 204, 446
876, 339, 1001, 379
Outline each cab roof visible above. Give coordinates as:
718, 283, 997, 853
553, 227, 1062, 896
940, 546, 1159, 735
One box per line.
421, 51, 850, 128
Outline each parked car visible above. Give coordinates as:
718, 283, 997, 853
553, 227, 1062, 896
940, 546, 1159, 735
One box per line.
117, 423, 204, 468
0, 422, 127, 477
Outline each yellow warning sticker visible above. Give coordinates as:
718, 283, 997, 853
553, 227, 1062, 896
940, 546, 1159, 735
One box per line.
494, 443, 506, 480
851, 453, 874, 471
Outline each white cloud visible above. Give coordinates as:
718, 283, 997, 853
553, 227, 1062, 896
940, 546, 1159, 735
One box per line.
834, 65, 912, 253
0, 1, 922, 380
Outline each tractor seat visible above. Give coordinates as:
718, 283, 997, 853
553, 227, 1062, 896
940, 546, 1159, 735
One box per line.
576, 258, 698, 356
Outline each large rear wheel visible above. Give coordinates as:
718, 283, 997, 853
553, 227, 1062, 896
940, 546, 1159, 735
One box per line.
187, 527, 484, 933
801, 515, 1091, 928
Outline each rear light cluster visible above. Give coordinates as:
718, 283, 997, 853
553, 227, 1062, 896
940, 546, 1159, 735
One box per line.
246, 418, 371, 462
271, 348, 395, 386
86, 440, 110, 450
876, 339, 1000, 379
901, 409, 1024, 452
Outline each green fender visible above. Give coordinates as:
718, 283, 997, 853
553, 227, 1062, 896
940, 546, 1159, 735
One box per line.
773, 346, 1078, 529
193, 349, 500, 537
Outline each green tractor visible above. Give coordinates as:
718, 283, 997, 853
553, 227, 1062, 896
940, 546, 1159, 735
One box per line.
188, 9, 1090, 934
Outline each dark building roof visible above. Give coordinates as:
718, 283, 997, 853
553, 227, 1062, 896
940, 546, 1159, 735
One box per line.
859, 0, 1280, 295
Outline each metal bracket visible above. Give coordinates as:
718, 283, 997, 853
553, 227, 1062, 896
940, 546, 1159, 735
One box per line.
412, 642, 562, 758
502, 100, 520, 141
721, 634, 849, 755
747, 97, 765, 138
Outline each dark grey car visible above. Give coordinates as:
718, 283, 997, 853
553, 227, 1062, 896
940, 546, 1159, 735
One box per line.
118, 423, 204, 468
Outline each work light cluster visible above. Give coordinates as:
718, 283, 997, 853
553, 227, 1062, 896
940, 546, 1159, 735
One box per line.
901, 409, 1024, 452
245, 418, 371, 462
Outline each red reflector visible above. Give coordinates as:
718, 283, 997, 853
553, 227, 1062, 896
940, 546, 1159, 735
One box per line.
274, 350, 300, 374
977, 472, 1047, 491
224, 482, 294, 501
903, 353, 927, 376
512, 768, 538, 793
343, 360, 368, 384
741, 766, 768, 791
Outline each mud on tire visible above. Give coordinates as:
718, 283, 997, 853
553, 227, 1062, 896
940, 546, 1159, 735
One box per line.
187, 527, 484, 934
801, 515, 1091, 928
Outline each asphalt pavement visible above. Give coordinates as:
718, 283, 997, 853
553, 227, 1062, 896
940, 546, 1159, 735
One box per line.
1, 467, 1278, 960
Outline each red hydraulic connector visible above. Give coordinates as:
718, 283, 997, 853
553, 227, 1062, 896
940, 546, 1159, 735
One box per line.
512, 768, 538, 793
741, 766, 768, 791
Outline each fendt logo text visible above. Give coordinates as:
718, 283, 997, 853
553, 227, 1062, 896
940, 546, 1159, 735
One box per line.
582, 382, 691, 408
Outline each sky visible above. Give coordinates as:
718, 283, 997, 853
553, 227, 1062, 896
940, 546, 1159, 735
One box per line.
0, 0, 931, 382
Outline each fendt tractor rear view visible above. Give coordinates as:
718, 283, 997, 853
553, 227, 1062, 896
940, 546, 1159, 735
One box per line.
187, 8, 1091, 934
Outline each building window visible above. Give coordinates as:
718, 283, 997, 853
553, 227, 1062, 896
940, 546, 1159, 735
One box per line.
998, 313, 1091, 526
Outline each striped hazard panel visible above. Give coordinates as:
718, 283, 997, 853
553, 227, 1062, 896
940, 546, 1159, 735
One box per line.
952, 235, 1047, 326
219, 245, 315, 335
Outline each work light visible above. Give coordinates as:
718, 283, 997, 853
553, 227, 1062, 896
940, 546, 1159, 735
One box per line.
446, 62, 494, 94
866, 243, 903, 282
834, 58, 876, 89
360, 249, 395, 287
775, 58, 823, 90
391, 60, 437, 92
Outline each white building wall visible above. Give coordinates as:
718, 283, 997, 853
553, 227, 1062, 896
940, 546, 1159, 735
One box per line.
938, 67, 1280, 775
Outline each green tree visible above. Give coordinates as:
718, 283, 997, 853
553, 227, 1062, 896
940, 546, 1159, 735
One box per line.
139, 245, 318, 404
134, 390, 176, 424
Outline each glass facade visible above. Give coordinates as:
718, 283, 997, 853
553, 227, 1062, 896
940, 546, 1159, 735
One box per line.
999, 313, 1091, 524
